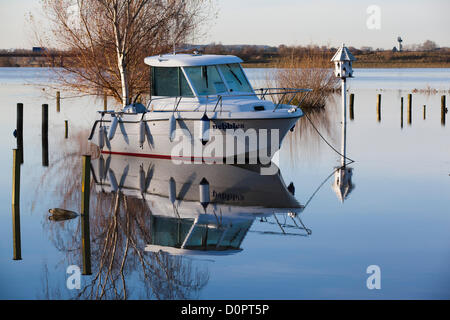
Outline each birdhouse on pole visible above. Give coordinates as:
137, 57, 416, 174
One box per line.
331, 44, 356, 79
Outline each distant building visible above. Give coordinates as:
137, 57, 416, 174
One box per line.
32, 47, 46, 53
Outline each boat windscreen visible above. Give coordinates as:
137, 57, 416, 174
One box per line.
184, 65, 227, 96
218, 63, 253, 93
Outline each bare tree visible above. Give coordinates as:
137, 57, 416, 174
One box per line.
35, 0, 213, 107
420, 40, 438, 51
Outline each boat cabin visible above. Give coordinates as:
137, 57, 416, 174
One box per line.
144, 53, 255, 100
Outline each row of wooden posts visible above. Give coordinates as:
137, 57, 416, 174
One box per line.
17, 87, 110, 166
12, 100, 92, 274
348, 93, 447, 126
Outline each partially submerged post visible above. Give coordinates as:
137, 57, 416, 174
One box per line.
81, 155, 92, 275
12, 149, 21, 260
56, 91, 60, 113
16, 103, 23, 164
407, 94, 412, 125
423, 105, 426, 120
331, 44, 356, 167
349, 93, 354, 120
65, 120, 68, 139
42, 104, 49, 166
377, 94, 381, 122
442, 95, 447, 126
401, 97, 404, 129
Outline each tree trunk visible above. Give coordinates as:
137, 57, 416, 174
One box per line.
117, 53, 129, 107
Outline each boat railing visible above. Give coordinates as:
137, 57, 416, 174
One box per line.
251, 212, 311, 237
145, 87, 312, 113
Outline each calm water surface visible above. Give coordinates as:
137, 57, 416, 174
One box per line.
0, 68, 449, 299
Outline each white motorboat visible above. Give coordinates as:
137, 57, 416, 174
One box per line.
90, 154, 310, 255
88, 52, 310, 163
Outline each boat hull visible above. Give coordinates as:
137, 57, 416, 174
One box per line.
90, 113, 300, 163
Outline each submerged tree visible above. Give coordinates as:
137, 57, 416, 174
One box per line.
35, 0, 213, 107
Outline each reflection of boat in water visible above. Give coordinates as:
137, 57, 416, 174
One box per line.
91, 155, 309, 256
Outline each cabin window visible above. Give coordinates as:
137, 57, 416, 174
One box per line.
217, 63, 253, 93
152, 67, 193, 97
183, 65, 227, 96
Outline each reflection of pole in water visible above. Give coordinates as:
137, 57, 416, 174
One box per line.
12, 149, 22, 260
42, 104, 49, 167
81, 155, 92, 275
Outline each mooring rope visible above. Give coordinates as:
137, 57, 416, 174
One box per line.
302, 110, 355, 165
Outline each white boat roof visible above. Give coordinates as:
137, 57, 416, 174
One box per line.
144, 53, 243, 67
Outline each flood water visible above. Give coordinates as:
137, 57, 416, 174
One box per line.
0, 68, 449, 299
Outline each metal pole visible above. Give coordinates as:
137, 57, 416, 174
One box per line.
341, 78, 347, 167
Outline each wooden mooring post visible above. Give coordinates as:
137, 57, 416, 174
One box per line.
42, 104, 49, 167
423, 105, 426, 120
12, 149, 21, 260
103, 92, 107, 111
401, 97, 404, 129
56, 91, 60, 113
81, 155, 92, 275
16, 103, 23, 164
407, 94, 412, 125
376, 94, 381, 122
442, 95, 447, 126
349, 93, 354, 120
65, 120, 68, 139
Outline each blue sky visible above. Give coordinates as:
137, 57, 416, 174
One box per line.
1, 0, 449, 49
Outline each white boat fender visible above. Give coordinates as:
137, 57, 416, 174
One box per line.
199, 177, 210, 209
200, 113, 210, 145
168, 177, 176, 204
108, 115, 119, 140
168, 114, 176, 142
108, 169, 119, 192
